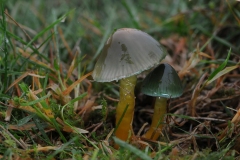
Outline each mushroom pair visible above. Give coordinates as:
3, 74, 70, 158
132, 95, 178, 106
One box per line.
92, 28, 183, 145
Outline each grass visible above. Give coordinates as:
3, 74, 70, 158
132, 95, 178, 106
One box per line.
0, 0, 240, 159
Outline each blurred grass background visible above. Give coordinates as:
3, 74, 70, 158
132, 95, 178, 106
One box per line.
5, 0, 237, 66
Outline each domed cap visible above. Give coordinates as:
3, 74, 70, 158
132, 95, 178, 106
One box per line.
141, 63, 183, 98
92, 28, 167, 82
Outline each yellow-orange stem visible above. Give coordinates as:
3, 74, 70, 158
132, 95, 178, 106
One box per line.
115, 75, 137, 143
143, 97, 167, 140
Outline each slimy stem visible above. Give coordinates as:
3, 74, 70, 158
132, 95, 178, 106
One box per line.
115, 75, 137, 144
143, 97, 167, 140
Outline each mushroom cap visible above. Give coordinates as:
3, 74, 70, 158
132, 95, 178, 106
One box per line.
92, 28, 167, 82
141, 63, 183, 98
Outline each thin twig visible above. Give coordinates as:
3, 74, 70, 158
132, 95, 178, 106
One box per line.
88, 122, 103, 138
188, 116, 226, 122
0, 125, 27, 149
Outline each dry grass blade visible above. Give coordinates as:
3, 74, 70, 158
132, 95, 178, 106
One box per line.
58, 27, 73, 58
79, 16, 102, 36
65, 51, 78, 82
218, 109, 240, 140
56, 117, 89, 134
18, 48, 53, 70
0, 125, 27, 149
4, 10, 35, 48
5, 99, 37, 114
62, 71, 93, 95
206, 64, 239, 85
5, 105, 13, 121
178, 46, 202, 79
48, 84, 71, 105
187, 73, 208, 117
226, 0, 240, 25
5, 71, 45, 93
8, 123, 36, 130
27, 146, 60, 153
27, 89, 54, 119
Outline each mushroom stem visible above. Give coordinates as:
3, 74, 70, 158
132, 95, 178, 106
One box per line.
143, 97, 167, 140
115, 75, 137, 142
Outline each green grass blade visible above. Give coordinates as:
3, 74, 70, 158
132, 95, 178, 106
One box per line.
206, 65, 239, 86
90, 148, 100, 160
0, 28, 50, 62
17, 114, 35, 126
193, 25, 237, 51
43, 72, 49, 91
92, 24, 112, 61
113, 137, 152, 160
51, 118, 67, 143
32, 116, 52, 145
121, 0, 140, 29
89, 7, 115, 70
20, 92, 51, 106
46, 136, 79, 160
168, 113, 220, 149
1, 1, 8, 91
25, 9, 75, 48
61, 92, 87, 122
114, 104, 129, 134
206, 48, 231, 82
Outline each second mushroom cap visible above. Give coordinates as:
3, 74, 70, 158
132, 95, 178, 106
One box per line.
141, 63, 183, 98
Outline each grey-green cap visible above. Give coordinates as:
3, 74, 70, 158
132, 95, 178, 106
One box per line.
92, 28, 167, 82
141, 63, 183, 98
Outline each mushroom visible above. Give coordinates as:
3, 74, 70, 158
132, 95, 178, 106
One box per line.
141, 63, 183, 140
92, 28, 167, 144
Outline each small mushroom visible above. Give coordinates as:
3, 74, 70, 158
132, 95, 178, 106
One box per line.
141, 63, 183, 140
92, 28, 167, 143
